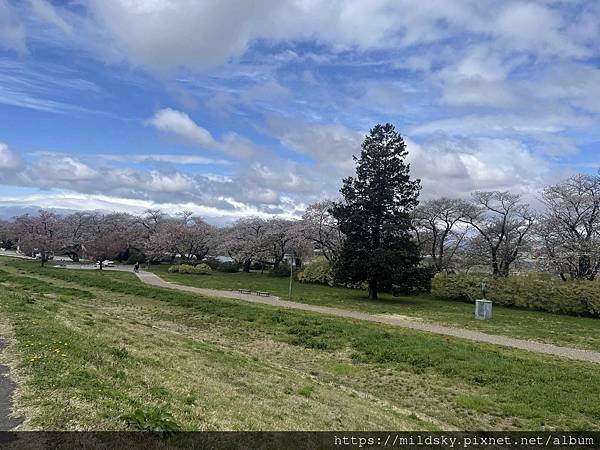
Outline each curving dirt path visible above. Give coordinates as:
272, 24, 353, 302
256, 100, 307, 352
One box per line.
124, 269, 600, 365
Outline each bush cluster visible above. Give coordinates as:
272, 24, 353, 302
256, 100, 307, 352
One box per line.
203, 258, 240, 272
297, 257, 335, 286
202, 257, 221, 270
391, 266, 435, 296
217, 261, 240, 273
432, 273, 600, 318
270, 263, 291, 277
167, 263, 212, 275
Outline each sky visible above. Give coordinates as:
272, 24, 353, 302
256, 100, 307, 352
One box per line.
0, 0, 599, 224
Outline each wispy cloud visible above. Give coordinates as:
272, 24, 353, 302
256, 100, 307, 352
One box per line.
0, 59, 104, 114
98, 153, 232, 165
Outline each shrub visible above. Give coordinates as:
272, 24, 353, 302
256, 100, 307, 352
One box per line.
203, 257, 221, 270
168, 265, 180, 273
217, 261, 240, 273
432, 273, 600, 318
177, 264, 196, 274
193, 263, 212, 275
270, 263, 291, 277
391, 266, 435, 295
298, 257, 335, 286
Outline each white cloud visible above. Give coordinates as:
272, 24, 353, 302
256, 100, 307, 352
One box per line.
74, 0, 598, 74
0, 141, 311, 215
410, 109, 592, 136
99, 153, 231, 165
0, 191, 297, 225
85, 0, 281, 72
29, 0, 72, 34
0, 0, 27, 54
494, 2, 588, 59
147, 108, 257, 157
144, 171, 194, 193
267, 116, 363, 171
148, 108, 217, 148
405, 137, 555, 198
441, 79, 519, 108
0, 142, 21, 170
31, 156, 98, 182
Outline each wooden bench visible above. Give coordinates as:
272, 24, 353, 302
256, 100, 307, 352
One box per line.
238, 288, 251, 294
256, 291, 270, 297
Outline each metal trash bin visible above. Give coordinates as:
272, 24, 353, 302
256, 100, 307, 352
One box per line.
475, 299, 492, 320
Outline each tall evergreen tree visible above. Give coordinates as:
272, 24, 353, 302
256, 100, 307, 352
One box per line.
331, 123, 421, 300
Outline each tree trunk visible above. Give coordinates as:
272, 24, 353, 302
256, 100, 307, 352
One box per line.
559, 272, 567, 282
498, 261, 510, 277
491, 250, 499, 276
368, 280, 378, 300
243, 259, 251, 273
579, 255, 591, 279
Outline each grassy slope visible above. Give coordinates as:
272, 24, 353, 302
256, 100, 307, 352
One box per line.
150, 265, 600, 353
1, 259, 600, 431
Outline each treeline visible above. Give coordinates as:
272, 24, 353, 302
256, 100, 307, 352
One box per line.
0, 210, 309, 271
1, 124, 599, 286
413, 174, 600, 281
2, 173, 598, 281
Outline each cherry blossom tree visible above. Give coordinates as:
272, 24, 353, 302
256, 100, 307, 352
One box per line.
538, 174, 600, 280
143, 211, 215, 263
462, 191, 535, 277
300, 200, 343, 262
83, 213, 138, 269
413, 197, 470, 272
220, 217, 268, 271
13, 210, 62, 266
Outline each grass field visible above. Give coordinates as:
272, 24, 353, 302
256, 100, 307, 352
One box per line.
1, 258, 600, 431
150, 265, 600, 353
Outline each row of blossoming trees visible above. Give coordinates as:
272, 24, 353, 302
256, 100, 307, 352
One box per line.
412, 175, 600, 282
1, 138, 599, 285
0, 209, 307, 270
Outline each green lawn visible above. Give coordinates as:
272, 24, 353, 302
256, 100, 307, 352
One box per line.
150, 265, 600, 353
1, 258, 600, 430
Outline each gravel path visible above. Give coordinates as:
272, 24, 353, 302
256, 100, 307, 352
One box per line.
131, 270, 600, 365
0, 340, 23, 430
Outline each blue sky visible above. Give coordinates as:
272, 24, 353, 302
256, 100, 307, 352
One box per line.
0, 0, 599, 223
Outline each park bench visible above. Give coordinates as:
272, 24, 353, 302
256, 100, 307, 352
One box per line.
238, 288, 251, 294
256, 291, 270, 297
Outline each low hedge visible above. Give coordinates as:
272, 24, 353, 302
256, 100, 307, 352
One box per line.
432, 273, 600, 318
168, 263, 212, 275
